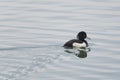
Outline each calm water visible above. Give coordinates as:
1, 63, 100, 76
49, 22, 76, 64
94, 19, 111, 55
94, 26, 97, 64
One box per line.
0, 0, 120, 80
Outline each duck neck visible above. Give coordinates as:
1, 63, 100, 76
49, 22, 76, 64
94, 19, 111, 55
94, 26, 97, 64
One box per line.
79, 38, 84, 41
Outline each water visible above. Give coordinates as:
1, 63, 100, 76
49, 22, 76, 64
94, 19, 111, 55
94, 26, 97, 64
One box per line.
0, 0, 120, 80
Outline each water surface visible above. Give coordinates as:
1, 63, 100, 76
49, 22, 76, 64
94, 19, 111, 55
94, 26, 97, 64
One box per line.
0, 0, 120, 80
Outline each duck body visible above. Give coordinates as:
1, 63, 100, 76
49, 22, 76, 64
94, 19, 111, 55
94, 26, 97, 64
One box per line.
63, 31, 88, 49
63, 39, 88, 48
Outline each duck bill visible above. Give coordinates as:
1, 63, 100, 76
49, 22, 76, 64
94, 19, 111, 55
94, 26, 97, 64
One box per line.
86, 37, 91, 40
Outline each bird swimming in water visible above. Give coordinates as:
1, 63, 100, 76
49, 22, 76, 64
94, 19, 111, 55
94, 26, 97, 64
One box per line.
63, 31, 88, 49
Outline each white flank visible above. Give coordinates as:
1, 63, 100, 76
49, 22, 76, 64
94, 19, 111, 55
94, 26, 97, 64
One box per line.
72, 42, 86, 48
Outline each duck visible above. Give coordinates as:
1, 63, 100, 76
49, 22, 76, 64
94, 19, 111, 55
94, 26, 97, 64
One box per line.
63, 31, 88, 48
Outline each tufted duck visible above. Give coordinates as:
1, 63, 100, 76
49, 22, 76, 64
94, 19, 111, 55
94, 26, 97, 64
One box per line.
63, 31, 88, 48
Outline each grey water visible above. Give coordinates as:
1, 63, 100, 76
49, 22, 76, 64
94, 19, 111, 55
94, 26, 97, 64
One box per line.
0, 0, 120, 80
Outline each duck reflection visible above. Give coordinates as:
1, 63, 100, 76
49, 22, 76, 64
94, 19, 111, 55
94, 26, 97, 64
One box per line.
64, 47, 90, 58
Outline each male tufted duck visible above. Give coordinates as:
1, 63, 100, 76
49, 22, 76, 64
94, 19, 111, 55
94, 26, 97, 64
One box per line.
63, 31, 88, 48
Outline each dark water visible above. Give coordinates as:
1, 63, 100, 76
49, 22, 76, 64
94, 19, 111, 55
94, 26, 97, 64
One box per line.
0, 0, 120, 80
